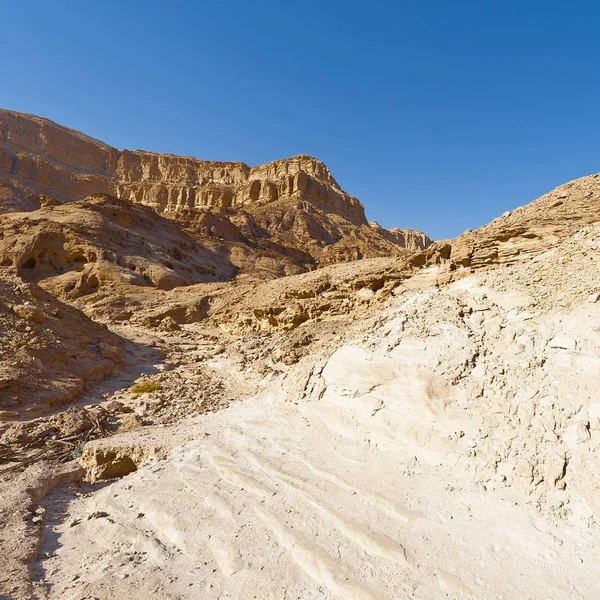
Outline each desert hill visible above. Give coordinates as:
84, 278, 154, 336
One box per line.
0, 109, 432, 276
438, 171, 600, 270
0, 194, 235, 297
2, 110, 600, 599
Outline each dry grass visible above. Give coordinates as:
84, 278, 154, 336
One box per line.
130, 380, 161, 394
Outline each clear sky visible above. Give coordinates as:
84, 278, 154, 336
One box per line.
2, 1, 599, 240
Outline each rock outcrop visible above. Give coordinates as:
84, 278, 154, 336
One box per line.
0, 194, 237, 299
0, 109, 431, 268
429, 173, 600, 271
369, 221, 433, 250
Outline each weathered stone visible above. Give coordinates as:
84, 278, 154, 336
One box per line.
563, 421, 590, 446
548, 334, 577, 351
514, 458, 534, 479
100, 343, 121, 360
12, 304, 45, 324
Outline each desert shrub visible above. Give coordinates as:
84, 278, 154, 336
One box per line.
130, 380, 161, 394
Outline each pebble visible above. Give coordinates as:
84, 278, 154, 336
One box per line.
564, 421, 590, 446
514, 458, 533, 479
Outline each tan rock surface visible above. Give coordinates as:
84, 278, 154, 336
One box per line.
0, 109, 431, 273
0, 193, 235, 298
0, 276, 124, 414
3, 110, 600, 600
431, 171, 600, 270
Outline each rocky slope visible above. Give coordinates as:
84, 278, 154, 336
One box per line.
3, 109, 600, 599
0, 194, 235, 297
0, 276, 124, 414
433, 171, 600, 270
0, 109, 432, 272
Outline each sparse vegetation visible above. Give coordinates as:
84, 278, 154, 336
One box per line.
130, 380, 161, 394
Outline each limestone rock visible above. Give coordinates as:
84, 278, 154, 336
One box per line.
514, 458, 534, 479
548, 335, 577, 351
564, 421, 590, 446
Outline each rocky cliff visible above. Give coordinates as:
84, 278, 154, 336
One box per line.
369, 221, 433, 250
0, 109, 430, 257
1, 110, 363, 224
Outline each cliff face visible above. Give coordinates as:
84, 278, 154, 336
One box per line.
0, 110, 366, 224
0, 110, 432, 271
368, 221, 433, 251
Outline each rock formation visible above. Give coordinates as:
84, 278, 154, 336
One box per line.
0, 194, 236, 299
430, 172, 600, 270
0, 109, 432, 270
4, 108, 600, 600
369, 221, 433, 250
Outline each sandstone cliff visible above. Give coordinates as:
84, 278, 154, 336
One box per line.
0, 109, 431, 267
369, 221, 433, 250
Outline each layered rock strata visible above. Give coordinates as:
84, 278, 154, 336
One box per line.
0, 110, 399, 234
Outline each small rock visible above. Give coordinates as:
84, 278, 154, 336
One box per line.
548, 334, 577, 351
514, 458, 533, 479
87, 511, 109, 520
12, 304, 45, 324
564, 421, 590, 446
587, 292, 600, 303
100, 343, 121, 360
159, 316, 180, 331
589, 403, 600, 430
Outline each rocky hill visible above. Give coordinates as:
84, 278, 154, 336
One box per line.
0, 194, 236, 298
0, 276, 124, 414
0, 109, 432, 271
3, 109, 600, 600
439, 172, 600, 270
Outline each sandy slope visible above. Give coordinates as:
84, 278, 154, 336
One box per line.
14, 225, 600, 600
35, 397, 599, 600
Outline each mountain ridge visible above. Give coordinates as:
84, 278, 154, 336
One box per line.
0, 109, 432, 254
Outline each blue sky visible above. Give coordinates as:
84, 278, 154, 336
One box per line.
2, 1, 599, 240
